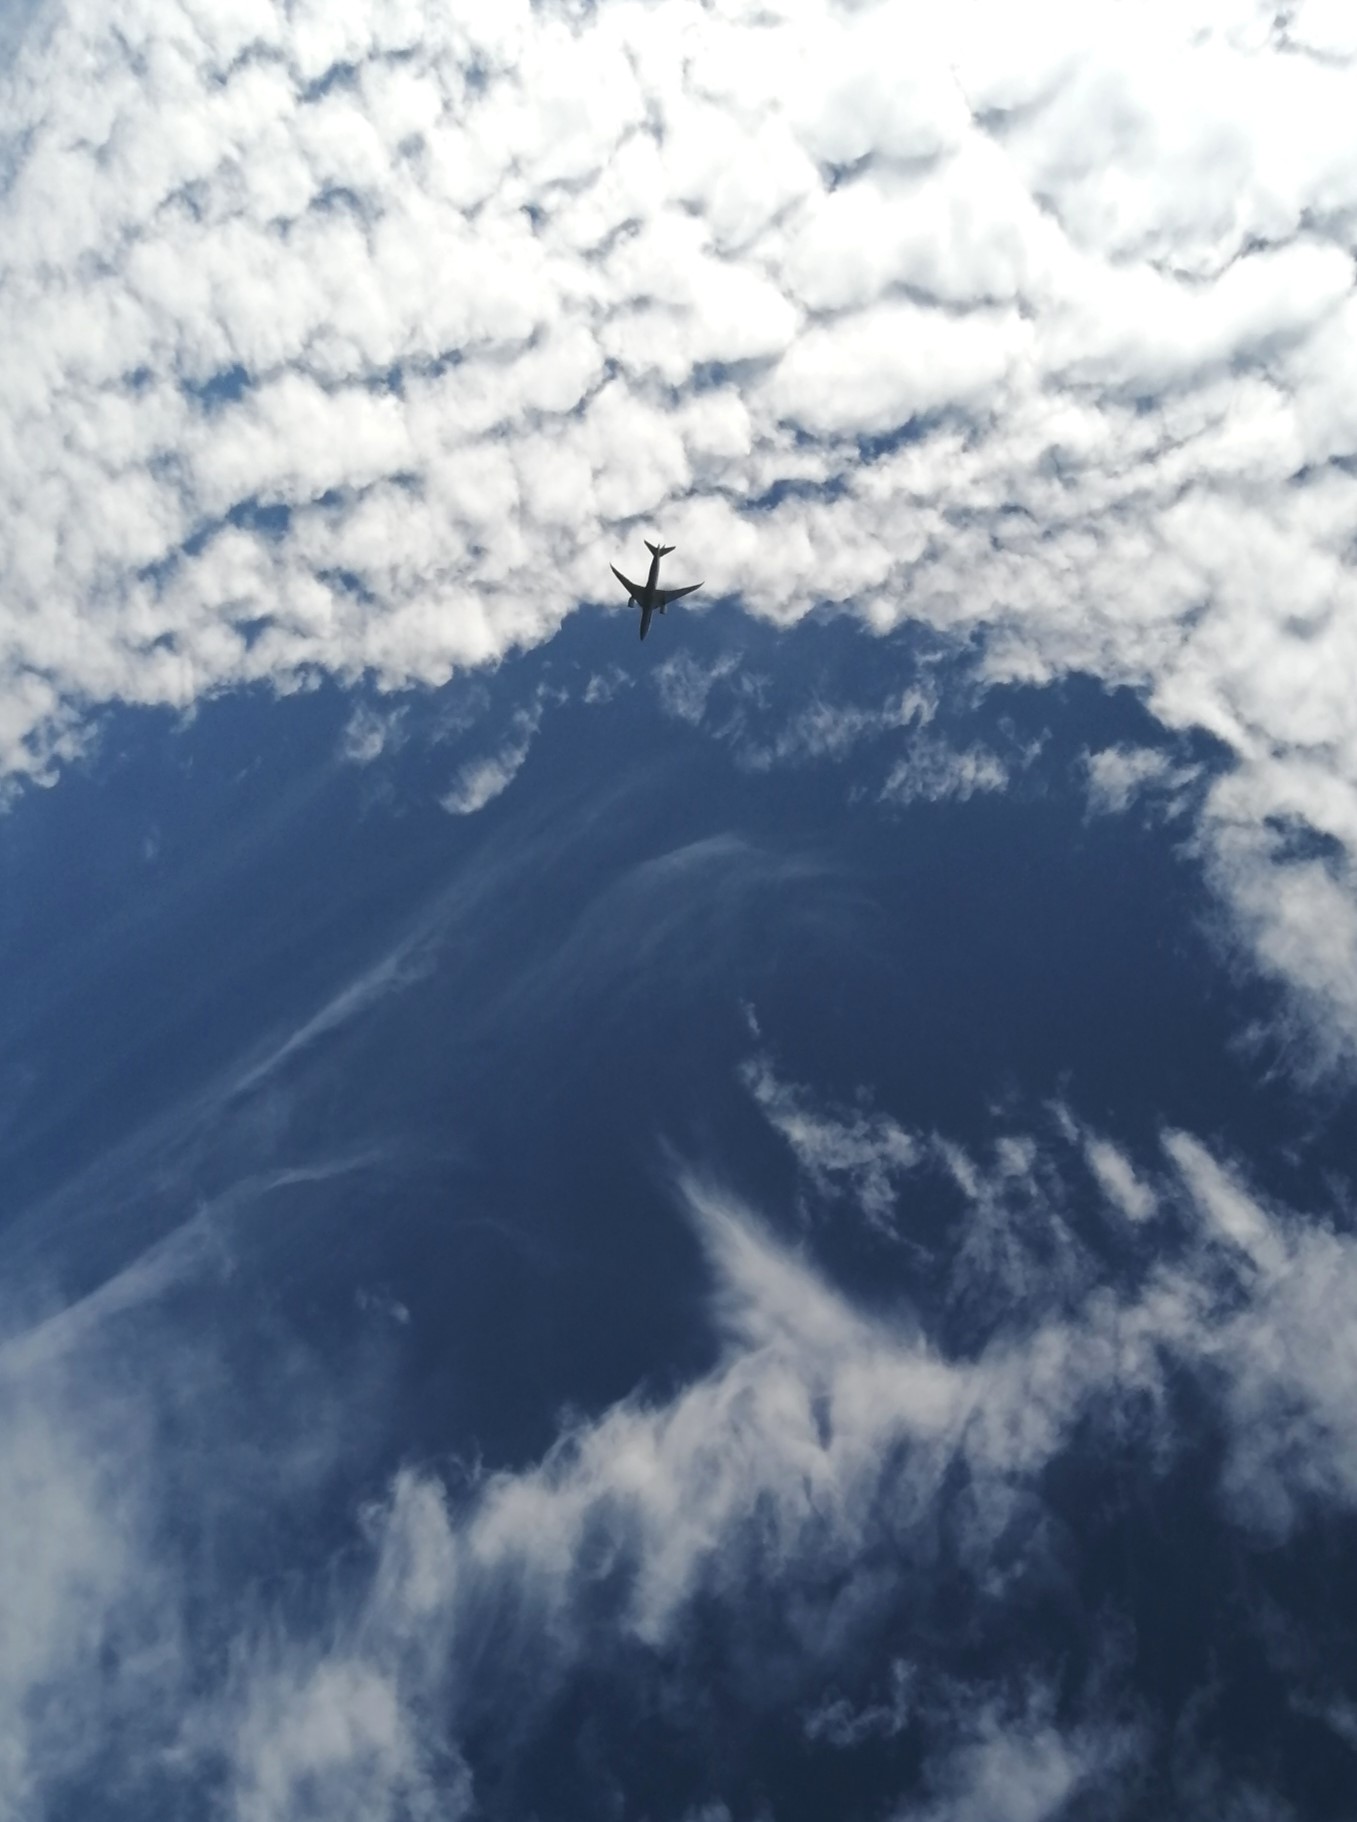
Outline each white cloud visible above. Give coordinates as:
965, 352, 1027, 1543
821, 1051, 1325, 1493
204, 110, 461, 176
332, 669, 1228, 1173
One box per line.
228, 1654, 465, 1822
1199, 792, 1357, 1074
4, 1091, 1357, 1811
3, 0, 1357, 1056
1084, 1135, 1157, 1224
763, 300, 1030, 439
1084, 744, 1195, 817
583, 665, 631, 706
341, 701, 408, 765
653, 651, 739, 726
219, 1471, 471, 1822
1164, 1129, 1287, 1274
738, 684, 936, 771
881, 736, 1010, 806
201, 1124, 1357, 1811
440, 696, 546, 815
0, 1360, 168, 1816
898, 1693, 1134, 1822
742, 1053, 921, 1235
877, 725, 1020, 805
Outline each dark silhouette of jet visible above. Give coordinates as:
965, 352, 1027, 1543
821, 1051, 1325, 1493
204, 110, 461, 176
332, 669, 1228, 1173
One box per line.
611, 541, 702, 640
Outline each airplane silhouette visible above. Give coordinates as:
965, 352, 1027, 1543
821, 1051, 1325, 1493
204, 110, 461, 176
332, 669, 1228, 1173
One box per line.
610, 541, 702, 640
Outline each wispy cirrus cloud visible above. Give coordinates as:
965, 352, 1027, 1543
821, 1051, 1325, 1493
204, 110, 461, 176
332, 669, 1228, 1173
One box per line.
652, 651, 742, 728
880, 734, 1011, 807
440, 696, 547, 815
2, 1091, 1357, 1816
203, 1131, 1357, 1816
1082, 1132, 1159, 1224
894, 1690, 1138, 1822
742, 1052, 922, 1235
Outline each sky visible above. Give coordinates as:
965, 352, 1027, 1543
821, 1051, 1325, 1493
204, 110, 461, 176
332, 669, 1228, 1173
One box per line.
2, 1, 1357, 1818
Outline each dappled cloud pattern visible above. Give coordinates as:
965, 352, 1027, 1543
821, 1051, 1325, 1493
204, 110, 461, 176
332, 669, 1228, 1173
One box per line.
3, 0, 1357, 1056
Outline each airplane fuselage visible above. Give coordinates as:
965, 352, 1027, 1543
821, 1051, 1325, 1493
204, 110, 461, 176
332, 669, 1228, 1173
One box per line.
635, 551, 664, 638
609, 542, 701, 640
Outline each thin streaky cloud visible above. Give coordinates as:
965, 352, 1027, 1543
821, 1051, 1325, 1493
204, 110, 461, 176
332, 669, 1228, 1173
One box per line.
0, 1114, 1355, 1811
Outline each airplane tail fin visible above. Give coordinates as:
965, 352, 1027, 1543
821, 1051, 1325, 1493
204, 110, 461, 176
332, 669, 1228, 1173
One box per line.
645, 540, 675, 558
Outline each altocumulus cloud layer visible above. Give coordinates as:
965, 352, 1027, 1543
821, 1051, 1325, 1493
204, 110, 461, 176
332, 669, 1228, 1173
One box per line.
4, 0, 1357, 1051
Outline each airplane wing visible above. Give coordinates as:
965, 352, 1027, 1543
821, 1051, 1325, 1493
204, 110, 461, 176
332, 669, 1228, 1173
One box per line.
654, 582, 702, 607
611, 565, 646, 603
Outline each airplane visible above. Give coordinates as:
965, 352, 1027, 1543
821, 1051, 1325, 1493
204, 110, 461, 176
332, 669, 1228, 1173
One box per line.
610, 541, 702, 640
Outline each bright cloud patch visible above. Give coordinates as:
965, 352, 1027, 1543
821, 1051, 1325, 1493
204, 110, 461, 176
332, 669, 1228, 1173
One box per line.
4, 0, 1355, 1058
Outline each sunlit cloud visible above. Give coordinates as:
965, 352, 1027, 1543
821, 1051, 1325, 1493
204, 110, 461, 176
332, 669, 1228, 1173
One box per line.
5, 0, 1353, 1052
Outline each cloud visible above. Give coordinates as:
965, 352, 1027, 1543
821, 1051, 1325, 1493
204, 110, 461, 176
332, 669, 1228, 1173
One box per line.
440, 695, 547, 815
652, 651, 740, 727
3, 0, 1357, 1054
1084, 744, 1197, 817
741, 1071, 1357, 1560
736, 684, 937, 772
1083, 1134, 1158, 1224
203, 1125, 1357, 1812
898, 1690, 1136, 1822
341, 702, 408, 765
216, 1471, 472, 1822
1199, 783, 1357, 1074
742, 1053, 922, 1235
881, 734, 1011, 806
354, 1133, 1357, 1672
0, 1354, 171, 1816
582, 665, 632, 707
232, 931, 437, 1092
5, 1088, 1357, 1813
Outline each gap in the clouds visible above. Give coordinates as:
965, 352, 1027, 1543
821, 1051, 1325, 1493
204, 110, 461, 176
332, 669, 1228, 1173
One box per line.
854, 412, 944, 465
748, 472, 849, 512
299, 60, 363, 103
1262, 813, 1347, 867
183, 362, 250, 410
312, 181, 375, 225
316, 564, 380, 606
226, 496, 291, 538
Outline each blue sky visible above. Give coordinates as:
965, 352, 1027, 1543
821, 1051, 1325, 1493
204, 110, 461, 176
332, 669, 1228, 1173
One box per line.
2, 2, 1357, 1819
3, 607, 1355, 1820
